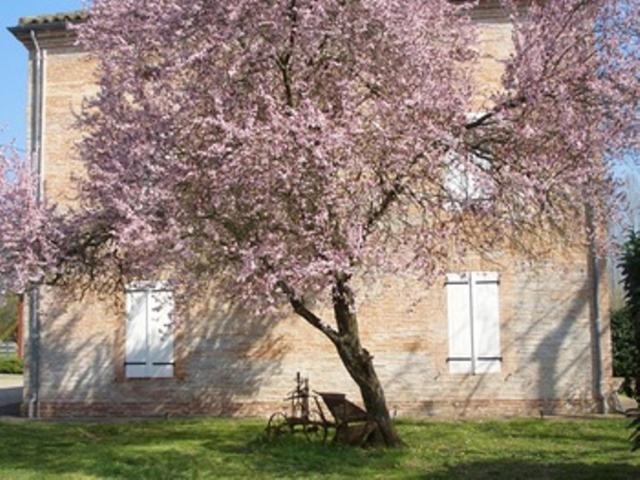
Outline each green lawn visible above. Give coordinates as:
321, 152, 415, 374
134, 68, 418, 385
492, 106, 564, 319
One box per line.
0, 417, 638, 479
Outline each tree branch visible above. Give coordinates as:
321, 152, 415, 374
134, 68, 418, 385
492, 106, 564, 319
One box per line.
464, 95, 527, 131
277, 280, 340, 343
362, 152, 426, 240
275, 0, 298, 108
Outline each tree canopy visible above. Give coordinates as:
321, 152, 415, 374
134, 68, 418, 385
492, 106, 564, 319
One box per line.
1, 0, 638, 446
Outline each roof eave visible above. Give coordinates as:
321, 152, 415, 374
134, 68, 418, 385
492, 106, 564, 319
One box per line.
8, 22, 79, 51
8, 21, 69, 37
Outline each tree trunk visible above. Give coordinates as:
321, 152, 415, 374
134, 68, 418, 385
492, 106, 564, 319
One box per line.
329, 275, 404, 448
332, 335, 404, 447
282, 276, 404, 447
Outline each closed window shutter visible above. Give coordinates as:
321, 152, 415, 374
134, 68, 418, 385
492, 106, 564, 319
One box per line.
446, 271, 501, 374
472, 272, 501, 374
125, 290, 149, 378
125, 285, 175, 379
446, 273, 473, 374
147, 289, 174, 378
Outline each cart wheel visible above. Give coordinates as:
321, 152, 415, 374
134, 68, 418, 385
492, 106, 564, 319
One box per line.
266, 412, 291, 440
303, 410, 328, 443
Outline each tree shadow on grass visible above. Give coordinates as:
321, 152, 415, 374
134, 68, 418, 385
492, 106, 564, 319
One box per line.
0, 419, 259, 479
0, 418, 408, 479
0, 419, 638, 479
219, 434, 408, 478
397, 416, 630, 443
426, 460, 640, 480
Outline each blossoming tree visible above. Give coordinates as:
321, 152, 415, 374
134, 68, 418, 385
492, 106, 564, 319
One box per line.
1, 0, 639, 446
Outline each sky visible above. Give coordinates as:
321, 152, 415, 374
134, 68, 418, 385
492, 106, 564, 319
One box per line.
0, 0, 84, 150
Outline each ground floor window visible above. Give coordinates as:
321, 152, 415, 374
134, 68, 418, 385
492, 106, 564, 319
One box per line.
125, 283, 175, 378
446, 272, 501, 374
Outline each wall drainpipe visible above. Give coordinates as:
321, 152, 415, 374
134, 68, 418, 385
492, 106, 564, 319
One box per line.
27, 29, 44, 420
27, 289, 40, 419
586, 206, 606, 414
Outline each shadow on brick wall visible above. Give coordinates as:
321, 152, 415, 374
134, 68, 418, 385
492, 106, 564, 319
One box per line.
532, 276, 593, 415
30, 288, 288, 417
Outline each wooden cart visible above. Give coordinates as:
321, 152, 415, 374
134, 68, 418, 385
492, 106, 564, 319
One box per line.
314, 391, 377, 445
266, 373, 377, 445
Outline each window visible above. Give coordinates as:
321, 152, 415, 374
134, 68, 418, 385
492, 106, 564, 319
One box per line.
446, 272, 501, 374
125, 283, 175, 378
442, 150, 490, 210
444, 155, 479, 204
443, 113, 492, 208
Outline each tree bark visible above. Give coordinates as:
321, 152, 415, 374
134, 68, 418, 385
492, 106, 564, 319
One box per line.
330, 275, 404, 447
281, 277, 403, 447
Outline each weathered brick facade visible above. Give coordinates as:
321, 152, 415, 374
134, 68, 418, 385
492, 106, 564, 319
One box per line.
11, 3, 615, 419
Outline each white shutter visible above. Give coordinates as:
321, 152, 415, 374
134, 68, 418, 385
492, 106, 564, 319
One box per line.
446, 273, 473, 374
471, 272, 501, 373
147, 289, 174, 378
125, 290, 149, 378
125, 284, 175, 379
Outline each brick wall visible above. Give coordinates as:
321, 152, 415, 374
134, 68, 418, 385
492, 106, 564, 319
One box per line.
33, 250, 612, 418
19, 10, 614, 418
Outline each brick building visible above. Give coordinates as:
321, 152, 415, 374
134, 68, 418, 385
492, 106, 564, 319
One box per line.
9, 3, 616, 418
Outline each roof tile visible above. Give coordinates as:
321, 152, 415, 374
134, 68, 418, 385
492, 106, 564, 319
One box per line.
18, 10, 88, 27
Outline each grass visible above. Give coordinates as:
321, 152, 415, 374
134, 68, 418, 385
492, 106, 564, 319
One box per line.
0, 417, 638, 479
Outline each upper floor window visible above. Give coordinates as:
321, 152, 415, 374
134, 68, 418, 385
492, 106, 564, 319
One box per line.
443, 112, 492, 208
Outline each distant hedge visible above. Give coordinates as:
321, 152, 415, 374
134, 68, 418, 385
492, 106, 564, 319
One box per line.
618, 231, 640, 400
611, 306, 639, 378
0, 356, 23, 375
